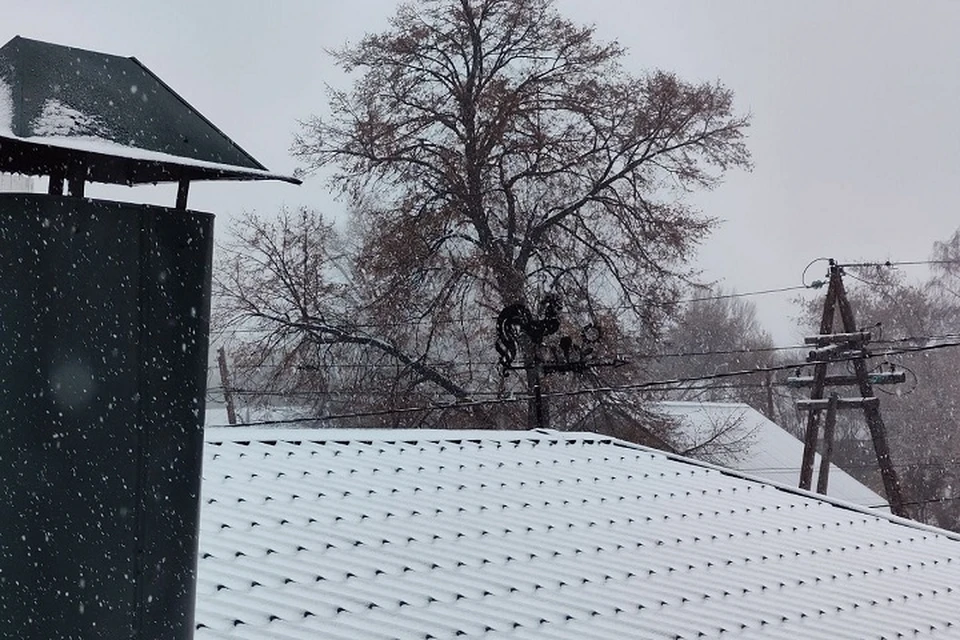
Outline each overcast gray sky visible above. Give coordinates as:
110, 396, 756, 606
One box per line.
3, 0, 960, 342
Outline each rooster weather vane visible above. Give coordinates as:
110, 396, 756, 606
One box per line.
495, 295, 607, 376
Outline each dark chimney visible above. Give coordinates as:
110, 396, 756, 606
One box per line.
0, 36, 297, 639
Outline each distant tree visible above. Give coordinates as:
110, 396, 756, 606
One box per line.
930, 228, 960, 326
648, 290, 784, 418
289, 0, 751, 428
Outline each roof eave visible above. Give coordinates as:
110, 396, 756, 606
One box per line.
0, 134, 301, 186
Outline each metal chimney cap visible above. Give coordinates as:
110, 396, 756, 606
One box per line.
0, 36, 299, 186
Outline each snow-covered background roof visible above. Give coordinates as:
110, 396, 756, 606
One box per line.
657, 401, 888, 511
195, 427, 960, 639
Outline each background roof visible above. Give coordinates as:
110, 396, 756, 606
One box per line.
656, 401, 889, 511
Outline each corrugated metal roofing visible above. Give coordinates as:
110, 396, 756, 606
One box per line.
196, 428, 960, 639
657, 401, 888, 510
0, 36, 297, 185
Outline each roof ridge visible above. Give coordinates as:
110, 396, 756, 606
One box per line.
655, 400, 753, 409
9, 35, 129, 62
203, 426, 607, 445
129, 55, 268, 171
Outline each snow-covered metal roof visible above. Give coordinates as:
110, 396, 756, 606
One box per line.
196, 427, 960, 639
657, 401, 888, 510
0, 36, 298, 185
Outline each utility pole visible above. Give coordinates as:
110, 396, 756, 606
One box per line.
217, 346, 238, 426
791, 260, 907, 517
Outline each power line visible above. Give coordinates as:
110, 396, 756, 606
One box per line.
207, 346, 802, 373
219, 257, 954, 339
865, 494, 960, 510
210, 380, 796, 400
744, 458, 960, 474
801, 256, 960, 291
639, 344, 806, 360
206, 330, 960, 375
530, 340, 960, 398
874, 339, 960, 358
215, 282, 821, 335
660, 285, 813, 305
875, 332, 960, 346
216, 339, 960, 428
840, 259, 960, 268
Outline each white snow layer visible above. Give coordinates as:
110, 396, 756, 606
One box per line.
658, 401, 889, 510
30, 98, 110, 138
0, 82, 295, 182
1, 129, 292, 181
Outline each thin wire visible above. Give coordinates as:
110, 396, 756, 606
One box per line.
217, 282, 820, 335
743, 458, 960, 474
641, 343, 806, 360
210, 332, 960, 375
801, 257, 831, 288
209, 344, 808, 373
211, 380, 796, 400
843, 269, 889, 289
837, 260, 960, 268
215, 256, 951, 339
219, 339, 960, 427
839, 259, 960, 268
228, 361, 476, 370
865, 494, 960, 509
651, 285, 812, 306
875, 340, 960, 358
873, 360, 919, 397
875, 332, 960, 345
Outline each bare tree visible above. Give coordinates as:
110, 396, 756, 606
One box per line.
292, 0, 751, 427
649, 290, 782, 417
214, 208, 493, 427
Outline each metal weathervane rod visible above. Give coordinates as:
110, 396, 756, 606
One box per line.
495, 295, 624, 430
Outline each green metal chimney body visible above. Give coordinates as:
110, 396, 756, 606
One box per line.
0, 194, 212, 639
0, 36, 296, 640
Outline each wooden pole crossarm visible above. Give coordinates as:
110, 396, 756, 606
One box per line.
797, 396, 880, 410
787, 372, 907, 387
806, 346, 867, 362
804, 331, 872, 346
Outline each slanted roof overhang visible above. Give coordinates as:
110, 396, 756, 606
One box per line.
0, 35, 299, 186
